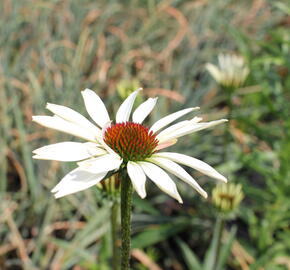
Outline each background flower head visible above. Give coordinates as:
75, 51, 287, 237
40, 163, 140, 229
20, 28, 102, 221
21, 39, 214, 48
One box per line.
206, 53, 249, 88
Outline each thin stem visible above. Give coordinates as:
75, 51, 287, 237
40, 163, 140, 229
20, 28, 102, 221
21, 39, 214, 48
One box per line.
222, 87, 234, 162
120, 170, 133, 270
212, 217, 225, 270
111, 199, 120, 270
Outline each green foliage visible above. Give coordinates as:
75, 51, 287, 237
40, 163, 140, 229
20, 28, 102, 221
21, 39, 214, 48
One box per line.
1, 0, 290, 269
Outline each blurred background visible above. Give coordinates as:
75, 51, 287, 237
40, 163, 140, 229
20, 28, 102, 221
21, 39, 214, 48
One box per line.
1, 0, 290, 269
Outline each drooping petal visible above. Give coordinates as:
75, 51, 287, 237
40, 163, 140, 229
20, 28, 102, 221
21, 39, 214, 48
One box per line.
127, 161, 147, 198
149, 107, 199, 134
33, 142, 106, 161
116, 88, 142, 123
154, 152, 227, 182
148, 156, 207, 198
32, 115, 97, 141
81, 88, 110, 128
46, 103, 101, 136
157, 119, 228, 143
138, 161, 183, 203
77, 154, 122, 174
51, 167, 107, 198
132, 97, 158, 124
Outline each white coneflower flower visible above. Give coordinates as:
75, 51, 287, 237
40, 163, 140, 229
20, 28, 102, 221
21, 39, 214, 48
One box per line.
205, 54, 249, 88
33, 88, 227, 202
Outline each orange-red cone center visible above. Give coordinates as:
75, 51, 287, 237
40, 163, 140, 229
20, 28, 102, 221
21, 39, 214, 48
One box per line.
104, 122, 159, 162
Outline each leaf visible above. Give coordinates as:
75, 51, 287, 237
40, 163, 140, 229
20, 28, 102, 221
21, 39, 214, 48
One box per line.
175, 237, 202, 270
132, 219, 188, 249
216, 226, 237, 270
203, 218, 223, 270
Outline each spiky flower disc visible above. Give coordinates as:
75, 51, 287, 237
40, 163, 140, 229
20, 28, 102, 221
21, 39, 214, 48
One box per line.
104, 122, 158, 162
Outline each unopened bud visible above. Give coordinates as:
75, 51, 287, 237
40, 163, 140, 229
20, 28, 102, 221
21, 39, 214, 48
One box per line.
212, 183, 244, 217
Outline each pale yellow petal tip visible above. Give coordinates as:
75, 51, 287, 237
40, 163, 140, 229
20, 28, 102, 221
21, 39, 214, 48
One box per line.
54, 193, 62, 199
177, 197, 183, 204
46, 102, 52, 108
192, 106, 200, 111
140, 193, 147, 199
203, 192, 208, 199
222, 177, 228, 183
51, 186, 57, 193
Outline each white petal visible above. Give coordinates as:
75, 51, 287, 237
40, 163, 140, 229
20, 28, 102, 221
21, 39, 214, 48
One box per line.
205, 63, 222, 82
102, 121, 112, 137
116, 88, 142, 123
33, 142, 106, 161
46, 103, 101, 137
98, 136, 118, 155
155, 139, 177, 151
77, 154, 122, 174
81, 88, 110, 128
218, 54, 227, 70
149, 107, 199, 134
157, 117, 202, 139
148, 157, 207, 198
138, 161, 183, 203
32, 115, 97, 141
132, 97, 158, 124
127, 161, 147, 198
158, 119, 228, 143
154, 152, 227, 182
51, 167, 107, 198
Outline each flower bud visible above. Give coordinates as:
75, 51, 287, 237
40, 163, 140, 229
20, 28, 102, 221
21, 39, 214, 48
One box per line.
117, 79, 141, 101
212, 183, 244, 217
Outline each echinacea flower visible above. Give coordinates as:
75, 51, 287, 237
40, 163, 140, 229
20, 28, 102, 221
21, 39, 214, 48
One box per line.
206, 53, 249, 88
33, 88, 227, 202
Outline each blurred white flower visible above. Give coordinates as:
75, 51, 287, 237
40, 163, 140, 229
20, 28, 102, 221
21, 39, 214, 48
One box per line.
33, 88, 227, 202
206, 54, 249, 88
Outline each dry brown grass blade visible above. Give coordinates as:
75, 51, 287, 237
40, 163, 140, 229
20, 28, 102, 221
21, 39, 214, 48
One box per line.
231, 239, 257, 270
145, 88, 185, 103
108, 26, 129, 43
243, 0, 267, 28
274, 256, 290, 269
3, 202, 36, 269
7, 149, 28, 193
83, 9, 101, 26
157, 6, 188, 61
44, 221, 86, 235
131, 248, 163, 270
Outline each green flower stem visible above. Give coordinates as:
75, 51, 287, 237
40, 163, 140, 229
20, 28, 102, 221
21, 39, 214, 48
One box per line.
111, 199, 120, 270
120, 170, 133, 270
222, 86, 234, 162
212, 217, 225, 270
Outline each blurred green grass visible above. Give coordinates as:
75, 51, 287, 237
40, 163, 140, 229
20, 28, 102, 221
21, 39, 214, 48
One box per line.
1, 0, 290, 269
